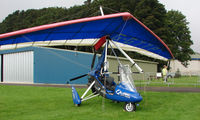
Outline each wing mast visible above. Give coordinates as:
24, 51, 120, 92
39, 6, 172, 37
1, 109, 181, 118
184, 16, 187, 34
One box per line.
100, 6, 109, 72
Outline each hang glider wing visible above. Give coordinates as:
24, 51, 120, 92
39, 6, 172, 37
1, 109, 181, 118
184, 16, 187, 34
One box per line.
0, 12, 173, 61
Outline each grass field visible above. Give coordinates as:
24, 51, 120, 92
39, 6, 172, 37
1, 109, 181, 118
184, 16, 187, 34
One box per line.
1, 85, 200, 120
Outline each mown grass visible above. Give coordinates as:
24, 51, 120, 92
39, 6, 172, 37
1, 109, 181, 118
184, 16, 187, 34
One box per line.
0, 85, 200, 120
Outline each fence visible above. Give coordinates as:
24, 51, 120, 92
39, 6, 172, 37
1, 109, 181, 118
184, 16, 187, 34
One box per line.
133, 72, 200, 88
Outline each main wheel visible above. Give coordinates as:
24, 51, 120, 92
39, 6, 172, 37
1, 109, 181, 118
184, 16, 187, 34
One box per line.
124, 102, 136, 112
75, 104, 80, 107
112, 100, 120, 103
168, 75, 172, 78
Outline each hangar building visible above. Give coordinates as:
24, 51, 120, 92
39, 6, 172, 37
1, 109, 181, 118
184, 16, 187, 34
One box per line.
0, 46, 158, 84
0, 47, 97, 84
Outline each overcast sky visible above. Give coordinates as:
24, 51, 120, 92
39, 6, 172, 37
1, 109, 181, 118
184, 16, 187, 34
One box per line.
158, 0, 200, 53
0, 0, 199, 53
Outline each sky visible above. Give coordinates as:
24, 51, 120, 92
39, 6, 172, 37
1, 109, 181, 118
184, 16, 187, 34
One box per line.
158, 0, 200, 53
0, 0, 199, 53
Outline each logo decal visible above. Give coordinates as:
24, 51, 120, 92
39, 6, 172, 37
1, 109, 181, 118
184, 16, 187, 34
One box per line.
116, 89, 130, 98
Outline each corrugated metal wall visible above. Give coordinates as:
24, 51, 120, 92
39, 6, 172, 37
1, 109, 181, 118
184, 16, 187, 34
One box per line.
3, 51, 34, 83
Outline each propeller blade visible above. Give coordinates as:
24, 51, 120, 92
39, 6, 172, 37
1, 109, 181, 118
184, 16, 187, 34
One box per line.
91, 52, 96, 70
70, 74, 88, 81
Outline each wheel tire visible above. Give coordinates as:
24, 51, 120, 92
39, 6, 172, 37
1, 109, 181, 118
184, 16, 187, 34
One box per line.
113, 100, 120, 103
168, 75, 172, 78
124, 102, 136, 112
75, 104, 80, 107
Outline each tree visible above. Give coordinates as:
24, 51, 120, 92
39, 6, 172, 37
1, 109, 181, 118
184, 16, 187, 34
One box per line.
165, 10, 194, 65
134, 0, 167, 38
84, 0, 91, 5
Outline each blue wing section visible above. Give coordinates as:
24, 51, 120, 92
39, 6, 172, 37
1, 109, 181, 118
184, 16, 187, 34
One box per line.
0, 12, 173, 60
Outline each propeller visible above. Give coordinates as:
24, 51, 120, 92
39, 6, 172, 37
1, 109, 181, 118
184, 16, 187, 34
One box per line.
69, 74, 88, 81
69, 48, 96, 82
91, 51, 97, 70
68, 36, 107, 82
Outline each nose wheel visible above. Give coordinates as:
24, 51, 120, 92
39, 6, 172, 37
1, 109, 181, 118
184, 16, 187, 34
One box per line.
124, 102, 136, 112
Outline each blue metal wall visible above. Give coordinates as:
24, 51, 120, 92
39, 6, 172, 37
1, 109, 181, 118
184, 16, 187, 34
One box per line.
0, 47, 98, 84
33, 47, 96, 84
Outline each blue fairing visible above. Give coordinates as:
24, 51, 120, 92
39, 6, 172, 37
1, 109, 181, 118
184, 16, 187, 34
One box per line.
72, 86, 81, 105
106, 83, 142, 103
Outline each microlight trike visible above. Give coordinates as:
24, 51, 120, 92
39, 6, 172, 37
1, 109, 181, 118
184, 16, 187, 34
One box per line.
70, 36, 143, 112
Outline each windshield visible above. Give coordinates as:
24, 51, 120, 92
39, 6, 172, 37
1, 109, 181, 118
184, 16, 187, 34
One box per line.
119, 64, 137, 92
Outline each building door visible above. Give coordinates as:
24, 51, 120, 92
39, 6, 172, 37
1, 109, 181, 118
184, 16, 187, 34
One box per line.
3, 51, 34, 83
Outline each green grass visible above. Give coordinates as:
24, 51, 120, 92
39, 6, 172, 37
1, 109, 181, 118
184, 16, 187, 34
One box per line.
135, 76, 200, 88
0, 85, 200, 120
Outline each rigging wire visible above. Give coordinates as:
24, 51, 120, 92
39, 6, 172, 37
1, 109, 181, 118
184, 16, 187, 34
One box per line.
109, 41, 121, 65
53, 6, 100, 23
43, 47, 91, 70
19, 34, 91, 70
102, 6, 120, 13
88, 10, 101, 17
109, 14, 130, 42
